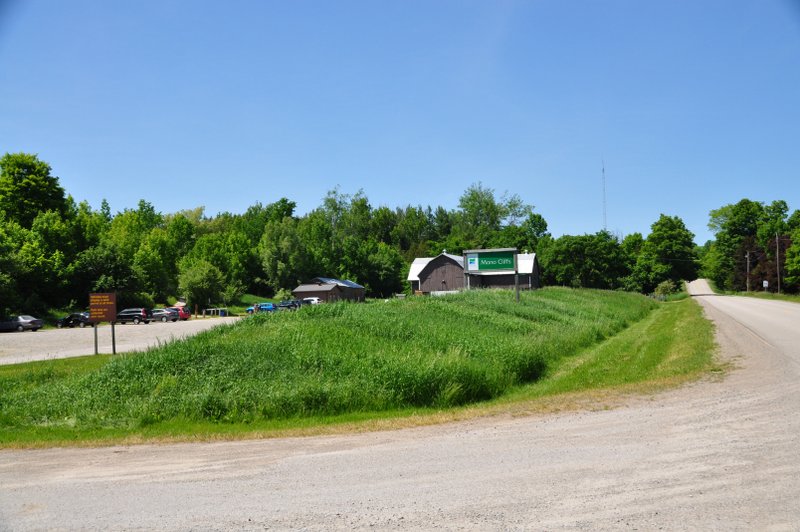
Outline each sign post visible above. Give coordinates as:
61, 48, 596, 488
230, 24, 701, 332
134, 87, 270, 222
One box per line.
463, 248, 520, 302
89, 292, 117, 355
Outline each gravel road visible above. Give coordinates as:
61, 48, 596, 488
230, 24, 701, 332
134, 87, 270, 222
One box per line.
0, 317, 240, 365
1, 281, 799, 530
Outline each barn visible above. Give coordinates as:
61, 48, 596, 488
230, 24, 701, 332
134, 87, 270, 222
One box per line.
408, 252, 540, 294
292, 277, 366, 303
408, 252, 464, 295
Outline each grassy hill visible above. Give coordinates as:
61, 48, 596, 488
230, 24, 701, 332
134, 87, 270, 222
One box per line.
0, 288, 716, 446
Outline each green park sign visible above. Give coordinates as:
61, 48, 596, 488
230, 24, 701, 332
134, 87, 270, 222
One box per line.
464, 249, 516, 272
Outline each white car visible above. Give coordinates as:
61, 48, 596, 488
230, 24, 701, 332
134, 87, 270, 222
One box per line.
303, 297, 323, 305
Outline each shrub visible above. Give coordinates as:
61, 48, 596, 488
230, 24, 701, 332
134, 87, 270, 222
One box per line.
654, 280, 677, 296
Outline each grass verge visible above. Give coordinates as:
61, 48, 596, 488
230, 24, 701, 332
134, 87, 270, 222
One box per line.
735, 291, 800, 303
704, 277, 800, 302
0, 289, 718, 448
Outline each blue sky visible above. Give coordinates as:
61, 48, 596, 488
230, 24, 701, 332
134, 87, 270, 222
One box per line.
1, 1, 799, 244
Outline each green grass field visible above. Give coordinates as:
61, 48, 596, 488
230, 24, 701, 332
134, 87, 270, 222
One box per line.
0, 288, 718, 447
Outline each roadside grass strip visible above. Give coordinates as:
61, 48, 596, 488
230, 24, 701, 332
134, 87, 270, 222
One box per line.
520, 297, 719, 400
0, 288, 717, 446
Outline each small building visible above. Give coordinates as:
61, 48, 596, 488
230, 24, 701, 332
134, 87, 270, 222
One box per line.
292, 277, 366, 303
408, 252, 465, 295
408, 252, 540, 295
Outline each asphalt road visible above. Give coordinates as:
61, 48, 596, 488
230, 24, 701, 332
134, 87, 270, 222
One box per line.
1, 281, 799, 530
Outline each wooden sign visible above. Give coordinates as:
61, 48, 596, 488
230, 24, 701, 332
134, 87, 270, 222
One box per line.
89, 292, 117, 322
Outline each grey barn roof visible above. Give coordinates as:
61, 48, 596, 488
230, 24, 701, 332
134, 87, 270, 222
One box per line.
293, 284, 339, 293
310, 277, 365, 289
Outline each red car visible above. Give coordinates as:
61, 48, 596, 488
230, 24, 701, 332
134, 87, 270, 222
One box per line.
168, 306, 191, 320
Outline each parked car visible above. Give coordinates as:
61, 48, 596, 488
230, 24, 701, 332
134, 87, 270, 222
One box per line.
277, 300, 301, 311
114, 308, 152, 324
246, 302, 276, 314
168, 306, 191, 320
303, 297, 323, 305
151, 308, 179, 322
0, 315, 44, 332
56, 312, 94, 328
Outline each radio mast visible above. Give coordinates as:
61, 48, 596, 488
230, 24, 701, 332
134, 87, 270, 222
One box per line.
602, 159, 607, 231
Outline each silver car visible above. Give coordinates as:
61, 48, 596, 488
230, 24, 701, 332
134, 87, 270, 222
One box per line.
0, 315, 44, 332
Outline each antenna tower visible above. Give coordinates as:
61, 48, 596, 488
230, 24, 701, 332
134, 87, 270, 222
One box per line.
602, 159, 607, 231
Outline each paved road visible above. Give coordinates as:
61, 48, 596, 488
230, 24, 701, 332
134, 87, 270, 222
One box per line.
0, 317, 240, 365
1, 282, 799, 530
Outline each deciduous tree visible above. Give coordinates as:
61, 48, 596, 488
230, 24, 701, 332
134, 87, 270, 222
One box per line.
0, 153, 68, 228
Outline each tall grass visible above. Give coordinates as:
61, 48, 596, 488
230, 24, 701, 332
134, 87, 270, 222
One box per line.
0, 288, 655, 435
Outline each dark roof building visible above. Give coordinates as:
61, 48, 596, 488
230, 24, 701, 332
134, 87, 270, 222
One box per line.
292, 277, 366, 303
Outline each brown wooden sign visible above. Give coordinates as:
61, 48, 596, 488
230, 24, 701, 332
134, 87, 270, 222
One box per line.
89, 292, 117, 322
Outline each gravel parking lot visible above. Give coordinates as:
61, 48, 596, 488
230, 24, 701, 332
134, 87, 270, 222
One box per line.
0, 317, 241, 365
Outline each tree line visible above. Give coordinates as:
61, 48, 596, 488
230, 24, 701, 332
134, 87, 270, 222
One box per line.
699, 199, 800, 292
1, 152, 798, 314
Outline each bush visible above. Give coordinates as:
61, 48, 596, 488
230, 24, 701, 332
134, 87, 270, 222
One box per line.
654, 280, 677, 296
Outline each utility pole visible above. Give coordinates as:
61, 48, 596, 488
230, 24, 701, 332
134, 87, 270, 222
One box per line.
777, 232, 781, 293
745, 251, 750, 292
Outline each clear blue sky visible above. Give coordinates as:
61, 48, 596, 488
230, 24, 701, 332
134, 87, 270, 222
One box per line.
2, 1, 799, 244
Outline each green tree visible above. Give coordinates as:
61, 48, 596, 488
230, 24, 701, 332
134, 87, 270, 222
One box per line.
705, 199, 797, 292
133, 228, 175, 301
452, 182, 506, 248
787, 210, 800, 233
71, 200, 110, 252
620, 232, 644, 279
538, 231, 628, 289
637, 214, 697, 292
371, 206, 397, 245
393, 205, 432, 260
164, 213, 196, 260
0, 210, 76, 311
757, 200, 789, 252
784, 229, 800, 291
104, 200, 164, 260
258, 216, 310, 293
69, 243, 141, 306
0, 215, 24, 311
178, 259, 224, 308
449, 182, 541, 252
428, 206, 452, 244
707, 199, 765, 291
0, 153, 68, 228
182, 231, 254, 291
364, 241, 405, 297
233, 198, 296, 246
